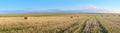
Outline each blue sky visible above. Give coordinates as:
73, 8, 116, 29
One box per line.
0, 0, 119, 9
0, 0, 120, 13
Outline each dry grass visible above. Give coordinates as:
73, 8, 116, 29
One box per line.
0, 14, 119, 33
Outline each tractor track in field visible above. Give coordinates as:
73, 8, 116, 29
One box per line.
57, 17, 108, 33
79, 19, 89, 33
82, 18, 94, 33
81, 17, 108, 33
57, 19, 89, 33
64, 22, 81, 33
96, 18, 108, 33
57, 22, 80, 33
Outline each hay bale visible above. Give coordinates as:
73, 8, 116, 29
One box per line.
24, 17, 28, 20
70, 16, 73, 18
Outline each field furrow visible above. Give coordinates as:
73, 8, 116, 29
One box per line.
82, 18, 94, 33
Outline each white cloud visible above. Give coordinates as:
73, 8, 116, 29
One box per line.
70, 4, 120, 13
109, 9, 120, 13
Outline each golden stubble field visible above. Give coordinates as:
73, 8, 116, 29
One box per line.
0, 14, 119, 33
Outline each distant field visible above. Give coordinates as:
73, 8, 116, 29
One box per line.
0, 13, 104, 17
0, 14, 120, 33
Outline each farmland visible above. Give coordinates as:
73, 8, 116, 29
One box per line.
0, 14, 119, 33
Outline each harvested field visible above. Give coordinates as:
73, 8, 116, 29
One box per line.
0, 14, 119, 33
